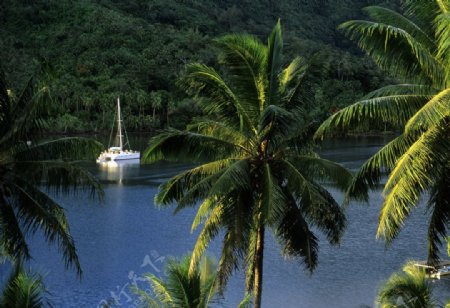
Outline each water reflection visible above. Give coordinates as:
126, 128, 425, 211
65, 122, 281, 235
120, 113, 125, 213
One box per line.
97, 159, 140, 184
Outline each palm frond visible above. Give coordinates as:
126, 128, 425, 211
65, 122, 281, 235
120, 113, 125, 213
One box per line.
0, 197, 29, 260
279, 56, 307, 94
436, 0, 450, 13
238, 292, 253, 308
405, 87, 450, 132
345, 133, 416, 203
189, 205, 223, 276
273, 191, 319, 272
435, 12, 450, 83
214, 192, 252, 292
0, 68, 9, 123
1, 269, 50, 308
165, 258, 196, 307
11, 178, 81, 275
187, 120, 248, 148
131, 282, 160, 308
244, 229, 257, 293
175, 159, 242, 209
145, 274, 173, 305
289, 155, 352, 191
216, 228, 242, 293
215, 33, 266, 119
283, 53, 325, 108
207, 159, 251, 196
143, 129, 244, 164
180, 63, 257, 134
157, 158, 250, 210
378, 117, 450, 244
191, 198, 216, 232
14, 137, 104, 161
136, 255, 218, 308
314, 92, 433, 139
258, 105, 297, 151
426, 166, 450, 264
338, 19, 444, 85
198, 255, 218, 307
363, 83, 437, 97
281, 159, 346, 244
363, 6, 436, 50
0, 79, 36, 145
14, 160, 102, 198
402, 0, 441, 35
266, 19, 283, 108
155, 159, 233, 207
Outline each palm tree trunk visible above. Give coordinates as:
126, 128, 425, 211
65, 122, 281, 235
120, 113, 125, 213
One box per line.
253, 224, 265, 308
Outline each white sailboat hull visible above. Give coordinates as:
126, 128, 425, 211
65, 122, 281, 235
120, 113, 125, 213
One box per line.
97, 150, 140, 163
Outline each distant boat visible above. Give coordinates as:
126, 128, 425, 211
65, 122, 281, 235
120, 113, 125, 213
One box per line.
97, 98, 140, 163
413, 260, 450, 279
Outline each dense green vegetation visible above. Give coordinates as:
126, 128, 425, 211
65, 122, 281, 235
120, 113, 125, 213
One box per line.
144, 21, 352, 308
0, 0, 395, 132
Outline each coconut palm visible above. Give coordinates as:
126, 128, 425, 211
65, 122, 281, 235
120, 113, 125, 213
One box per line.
134, 255, 218, 308
314, 1, 450, 264
0, 267, 50, 308
143, 21, 351, 307
376, 262, 437, 308
0, 67, 103, 274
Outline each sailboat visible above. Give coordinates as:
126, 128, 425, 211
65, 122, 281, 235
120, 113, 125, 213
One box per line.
96, 98, 140, 163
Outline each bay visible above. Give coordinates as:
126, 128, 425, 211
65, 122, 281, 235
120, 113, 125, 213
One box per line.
21, 136, 450, 307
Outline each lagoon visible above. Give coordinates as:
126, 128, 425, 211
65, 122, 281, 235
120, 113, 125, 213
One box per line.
27, 136, 450, 307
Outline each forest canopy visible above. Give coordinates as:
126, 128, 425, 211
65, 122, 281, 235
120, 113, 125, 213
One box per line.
0, 0, 397, 132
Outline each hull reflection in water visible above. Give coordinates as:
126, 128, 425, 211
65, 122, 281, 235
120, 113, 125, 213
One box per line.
98, 159, 140, 183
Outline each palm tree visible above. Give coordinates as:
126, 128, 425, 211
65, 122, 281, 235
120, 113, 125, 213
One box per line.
0, 267, 50, 308
314, 1, 450, 264
377, 262, 437, 308
134, 255, 218, 308
143, 21, 351, 307
0, 67, 103, 275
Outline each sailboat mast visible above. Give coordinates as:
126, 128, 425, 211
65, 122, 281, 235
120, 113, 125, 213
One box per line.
117, 97, 123, 149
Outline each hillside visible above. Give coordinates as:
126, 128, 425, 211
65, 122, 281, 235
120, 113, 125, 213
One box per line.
0, 0, 396, 132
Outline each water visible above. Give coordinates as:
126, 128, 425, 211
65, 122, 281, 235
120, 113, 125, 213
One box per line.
8, 136, 450, 307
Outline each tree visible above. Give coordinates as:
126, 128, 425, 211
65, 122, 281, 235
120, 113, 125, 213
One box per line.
0, 68, 103, 275
376, 263, 437, 308
143, 21, 351, 307
134, 254, 218, 308
314, 1, 450, 264
0, 267, 50, 308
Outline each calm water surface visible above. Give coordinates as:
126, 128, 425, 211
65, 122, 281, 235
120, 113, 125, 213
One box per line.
17, 136, 450, 307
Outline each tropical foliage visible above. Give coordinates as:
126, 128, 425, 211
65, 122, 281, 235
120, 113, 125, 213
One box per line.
0, 267, 50, 308
143, 21, 351, 307
133, 255, 218, 308
376, 262, 437, 308
315, 0, 450, 264
0, 67, 103, 274
0, 0, 390, 132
